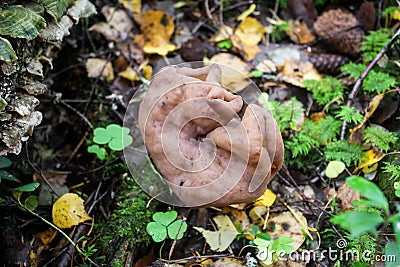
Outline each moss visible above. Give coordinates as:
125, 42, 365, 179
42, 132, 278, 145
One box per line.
95, 162, 158, 266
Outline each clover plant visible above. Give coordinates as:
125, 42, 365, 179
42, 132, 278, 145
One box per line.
146, 210, 187, 242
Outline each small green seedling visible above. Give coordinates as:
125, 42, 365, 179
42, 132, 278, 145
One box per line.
12, 182, 40, 212
88, 124, 133, 160
217, 39, 232, 49
146, 210, 187, 242
254, 235, 294, 265
0, 156, 19, 183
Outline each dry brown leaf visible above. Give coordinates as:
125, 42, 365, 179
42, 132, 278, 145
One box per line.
35, 229, 57, 245
285, 19, 315, 44
231, 17, 265, 60
89, 6, 133, 42
268, 210, 307, 250
350, 93, 385, 134
278, 60, 321, 87
86, 58, 114, 80
136, 10, 176, 56
210, 53, 250, 92
337, 183, 360, 211
120, 0, 141, 13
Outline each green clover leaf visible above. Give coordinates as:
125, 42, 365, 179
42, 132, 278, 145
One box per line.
92, 124, 133, 151
146, 211, 187, 242
87, 144, 107, 160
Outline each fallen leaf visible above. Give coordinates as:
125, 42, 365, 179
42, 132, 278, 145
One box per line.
325, 161, 346, 179
268, 210, 307, 250
86, 58, 114, 80
89, 6, 133, 42
194, 215, 239, 252
278, 60, 321, 87
254, 189, 276, 207
350, 93, 384, 134
136, 10, 176, 56
249, 205, 268, 225
285, 19, 314, 44
231, 17, 265, 60
214, 257, 247, 266
337, 183, 360, 211
120, 0, 141, 13
210, 53, 250, 92
52, 193, 92, 228
118, 66, 140, 81
354, 149, 386, 173
222, 206, 250, 230
237, 3, 256, 21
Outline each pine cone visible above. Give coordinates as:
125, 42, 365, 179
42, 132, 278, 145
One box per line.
307, 52, 350, 74
313, 9, 364, 56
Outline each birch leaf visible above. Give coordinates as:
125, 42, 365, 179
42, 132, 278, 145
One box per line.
52, 193, 92, 228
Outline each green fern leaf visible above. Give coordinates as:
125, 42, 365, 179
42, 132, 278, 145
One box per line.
362, 126, 398, 152
324, 140, 364, 166
335, 106, 363, 124
363, 71, 396, 94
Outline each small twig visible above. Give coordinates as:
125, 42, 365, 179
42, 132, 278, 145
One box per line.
340, 26, 400, 139
59, 100, 93, 130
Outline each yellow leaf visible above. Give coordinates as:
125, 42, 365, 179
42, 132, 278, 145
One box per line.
392, 9, 400, 20
136, 10, 176, 56
142, 65, 153, 80
52, 193, 92, 228
354, 149, 386, 173
120, 0, 141, 13
36, 229, 57, 245
237, 3, 256, 21
254, 189, 276, 207
193, 215, 238, 252
86, 58, 114, 81
210, 25, 233, 43
232, 17, 265, 60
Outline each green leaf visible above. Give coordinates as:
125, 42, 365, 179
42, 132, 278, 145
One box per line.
340, 62, 366, 79
167, 220, 187, 240
324, 140, 364, 167
24, 195, 38, 211
93, 127, 111, 144
108, 138, 124, 151
13, 182, 40, 192
346, 176, 389, 213
153, 211, 177, 226
303, 77, 345, 105
363, 71, 396, 94
330, 211, 384, 237
146, 221, 167, 242
0, 6, 46, 40
0, 156, 11, 168
362, 126, 398, 152
217, 39, 232, 49
325, 161, 346, 179
335, 106, 363, 124
251, 70, 263, 77
0, 37, 17, 62
384, 242, 400, 267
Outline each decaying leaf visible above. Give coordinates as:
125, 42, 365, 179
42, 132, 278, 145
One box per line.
354, 149, 386, 173
52, 193, 92, 228
231, 17, 265, 60
89, 6, 133, 42
120, 0, 141, 13
325, 161, 346, 179
268, 210, 307, 250
278, 60, 321, 87
194, 215, 239, 252
35, 229, 57, 245
67, 0, 97, 23
136, 10, 176, 56
249, 205, 268, 225
350, 93, 385, 134
86, 58, 114, 80
337, 183, 360, 211
210, 53, 250, 92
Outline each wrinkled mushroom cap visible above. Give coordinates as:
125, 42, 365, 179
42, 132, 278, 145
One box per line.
138, 64, 284, 207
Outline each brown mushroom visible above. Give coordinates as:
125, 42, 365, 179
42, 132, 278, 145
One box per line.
138, 64, 284, 207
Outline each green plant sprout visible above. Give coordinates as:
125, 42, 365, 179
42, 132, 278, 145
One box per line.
0, 156, 19, 183
146, 210, 187, 242
88, 124, 133, 160
253, 235, 294, 265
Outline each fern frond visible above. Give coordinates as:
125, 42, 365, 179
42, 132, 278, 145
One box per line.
363, 71, 397, 94
340, 63, 366, 79
324, 140, 364, 166
304, 77, 345, 105
361, 29, 390, 62
285, 133, 319, 158
382, 162, 400, 181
